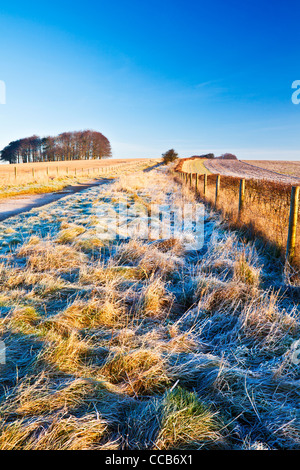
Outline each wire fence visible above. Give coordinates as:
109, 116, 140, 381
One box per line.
0, 160, 156, 187
176, 170, 300, 269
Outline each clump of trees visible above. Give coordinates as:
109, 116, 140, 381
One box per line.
217, 153, 237, 160
162, 149, 179, 165
190, 153, 238, 160
191, 153, 215, 159
0, 130, 112, 164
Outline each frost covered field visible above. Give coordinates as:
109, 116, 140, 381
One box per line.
0, 165, 300, 450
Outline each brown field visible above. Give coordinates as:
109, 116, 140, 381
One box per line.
178, 158, 211, 175
0, 158, 154, 185
243, 160, 300, 179
201, 159, 300, 184
0, 158, 160, 200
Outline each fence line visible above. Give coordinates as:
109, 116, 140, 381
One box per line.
175, 170, 300, 269
0, 160, 157, 187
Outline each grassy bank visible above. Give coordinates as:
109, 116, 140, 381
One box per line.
0, 167, 299, 449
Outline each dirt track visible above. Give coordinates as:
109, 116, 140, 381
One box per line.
203, 159, 300, 184
0, 178, 109, 221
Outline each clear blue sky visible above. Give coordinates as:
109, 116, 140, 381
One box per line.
0, 0, 300, 160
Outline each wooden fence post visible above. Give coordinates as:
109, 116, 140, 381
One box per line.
215, 175, 220, 207
148, 206, 152, 239
189, 173, 192, 187
32, 168, 35, 178
286, 186, 299, 263
14, 167, 17, 180
203, 174, 207, 197
238, 179, 245, 217
195, 173, 198, 194
159, 211, 163, 239
170, 210, 175, 237
192, 173, 196, 189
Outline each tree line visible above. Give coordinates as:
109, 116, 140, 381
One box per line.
0, 130, 112, 164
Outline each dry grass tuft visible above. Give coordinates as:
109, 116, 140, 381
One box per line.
56, 224, 86, 244
0, 264, 40, 289
116, 239, 183, 279
74, 235, 104, 252
125, 387, 226, 450
32, 274, 68, 297
79, 263, 142, 285
38, 330, 92, 374
3, 306, 41, 335
138, 278, 173, 318
233, 253, 261, 286
0, 374, 109, 417
151, 238, 185, 255
53, 298, 125, 329
240, 292, 298, 352
18, 240, 87, 272
100, 349, 170, 396
155, 387, 226, 450
0, 414, 108, 450
196, 275, 256, 313
138, 249, 183, 279
116, 239, 149, 264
